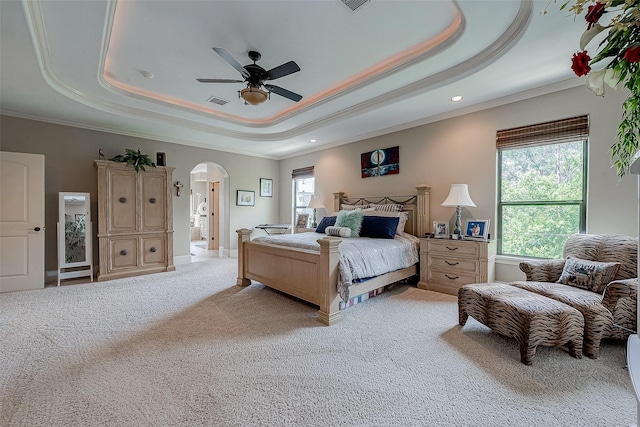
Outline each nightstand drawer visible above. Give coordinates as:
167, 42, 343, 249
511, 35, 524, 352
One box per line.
427, 241, 480, 257
429, 270, 477, 286
430, 257, 479, 274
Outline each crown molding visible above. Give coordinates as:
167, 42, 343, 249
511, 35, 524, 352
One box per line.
22, 0, 536, 153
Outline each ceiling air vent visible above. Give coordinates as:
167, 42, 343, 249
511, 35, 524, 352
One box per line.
341, 0, 370, 12
207, 96, 230, 106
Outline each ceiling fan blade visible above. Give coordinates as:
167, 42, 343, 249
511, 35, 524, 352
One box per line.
265, 61, 300, 80
212, 47, 250, 79
264, 84, 302, 102
196, 78, 244, 83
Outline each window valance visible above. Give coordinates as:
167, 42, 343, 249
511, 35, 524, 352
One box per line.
496, 115, 589, 150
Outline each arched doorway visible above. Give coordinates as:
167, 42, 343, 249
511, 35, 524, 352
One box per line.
189, 162, 230, 261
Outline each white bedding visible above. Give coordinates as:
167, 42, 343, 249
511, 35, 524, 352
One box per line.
252, 232, 420, 301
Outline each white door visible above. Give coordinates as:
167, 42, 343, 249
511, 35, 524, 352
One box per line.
0, 152, 45, 292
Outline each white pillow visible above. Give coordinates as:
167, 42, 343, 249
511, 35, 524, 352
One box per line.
363, 210, 409, 234
370, 203, 402, 213
325, 226, 352, 238
340, 203, 371, 211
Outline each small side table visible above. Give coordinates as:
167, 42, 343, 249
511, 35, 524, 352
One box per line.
255, 224, 291, 235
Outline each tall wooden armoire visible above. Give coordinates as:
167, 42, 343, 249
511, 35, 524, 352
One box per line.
94, 160, 175, 281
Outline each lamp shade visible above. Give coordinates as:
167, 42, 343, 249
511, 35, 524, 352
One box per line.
441, 184, 476, 208
240, 87, 268, 105
307, 195, 325, 209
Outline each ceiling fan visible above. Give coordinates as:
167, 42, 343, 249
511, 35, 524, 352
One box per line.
197, 48, 302, 105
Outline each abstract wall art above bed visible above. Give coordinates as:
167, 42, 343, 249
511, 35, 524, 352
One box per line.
361, 146, 399, 178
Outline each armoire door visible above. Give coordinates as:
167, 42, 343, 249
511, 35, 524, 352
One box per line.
140, 172, 166, 231
108, 170, 137, 233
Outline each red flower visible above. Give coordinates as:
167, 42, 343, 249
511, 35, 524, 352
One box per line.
624, 45, 640, 63
585, 2, 605, 29
571, 51, 591, 76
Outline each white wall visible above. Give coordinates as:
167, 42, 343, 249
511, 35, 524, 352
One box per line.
0, 115, 280, 275
280, 85, 637, 282
2, 84, 636, 281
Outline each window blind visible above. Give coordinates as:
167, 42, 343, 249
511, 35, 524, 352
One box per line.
496, 115, 589, 150
291, 166, 314, 179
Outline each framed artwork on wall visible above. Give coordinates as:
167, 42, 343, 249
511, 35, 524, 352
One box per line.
236, 190, 255, 206
361, 146, 400, 178
260, 178, 273, 197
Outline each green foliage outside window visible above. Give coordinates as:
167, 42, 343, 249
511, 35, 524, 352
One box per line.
499, 141, 586, 258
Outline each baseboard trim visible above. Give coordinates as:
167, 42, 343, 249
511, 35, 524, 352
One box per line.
174, 255, 192, 266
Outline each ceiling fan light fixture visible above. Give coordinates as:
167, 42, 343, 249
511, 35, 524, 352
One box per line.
240, 87, 269, 105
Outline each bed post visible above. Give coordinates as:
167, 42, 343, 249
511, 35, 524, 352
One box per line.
333, 192, 345, 213
415, 184, 431, 238
236, 228, 252, 287
317, 237, 342, 325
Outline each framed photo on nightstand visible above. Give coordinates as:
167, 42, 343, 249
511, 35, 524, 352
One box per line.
464, 219, 489, 240
296, 213, 309, 228
433, 221, 448, 238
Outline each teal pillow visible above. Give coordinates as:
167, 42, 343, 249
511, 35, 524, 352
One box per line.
335, 210, 364, 237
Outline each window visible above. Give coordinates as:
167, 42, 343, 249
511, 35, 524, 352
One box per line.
292, 166, 315, 228
497, 116, 588, 259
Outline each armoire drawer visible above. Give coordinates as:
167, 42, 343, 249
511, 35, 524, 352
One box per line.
141, 235, 167, 266
108, 237, 139, 271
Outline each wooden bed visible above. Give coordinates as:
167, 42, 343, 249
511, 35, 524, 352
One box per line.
236, 185, 431, 325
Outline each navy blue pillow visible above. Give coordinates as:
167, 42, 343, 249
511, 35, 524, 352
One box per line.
315, 216, 337, 233
360, 216, 400, 239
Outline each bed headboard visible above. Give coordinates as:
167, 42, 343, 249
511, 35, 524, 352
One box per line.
332, 185, 431, 237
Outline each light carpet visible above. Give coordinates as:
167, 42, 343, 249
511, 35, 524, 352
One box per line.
0, 257, 636, 427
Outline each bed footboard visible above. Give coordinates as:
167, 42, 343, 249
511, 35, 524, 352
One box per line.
236, 229, 343, 325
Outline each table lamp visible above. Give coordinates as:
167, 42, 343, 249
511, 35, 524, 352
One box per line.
441, 184, 476, 236
307, 195, 326, 228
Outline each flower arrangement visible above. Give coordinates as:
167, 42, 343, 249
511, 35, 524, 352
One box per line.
555, 0, 640, 177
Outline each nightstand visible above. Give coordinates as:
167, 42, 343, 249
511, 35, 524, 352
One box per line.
418, 237, 496, 296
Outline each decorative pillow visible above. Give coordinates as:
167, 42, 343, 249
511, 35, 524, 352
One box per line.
360, 216, 400, 239
335, 209, 364, 237
341, 203, 370, 211
325, 226, 352, 238
363, 210, 408, 235
370, 203, 402, 213
556, 256, 621, 293
315, 216, 336, 233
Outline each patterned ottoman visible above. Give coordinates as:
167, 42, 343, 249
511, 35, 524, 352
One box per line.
458, 283, 585, 365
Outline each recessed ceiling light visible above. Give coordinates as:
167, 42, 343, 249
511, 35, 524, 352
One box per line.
451, 95, 463, 102
310, 139, 316, 143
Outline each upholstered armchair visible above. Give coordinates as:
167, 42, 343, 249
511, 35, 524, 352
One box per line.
511, 234, 638, 358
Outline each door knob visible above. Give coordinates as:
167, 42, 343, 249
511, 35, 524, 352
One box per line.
33, 227, 42, 232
